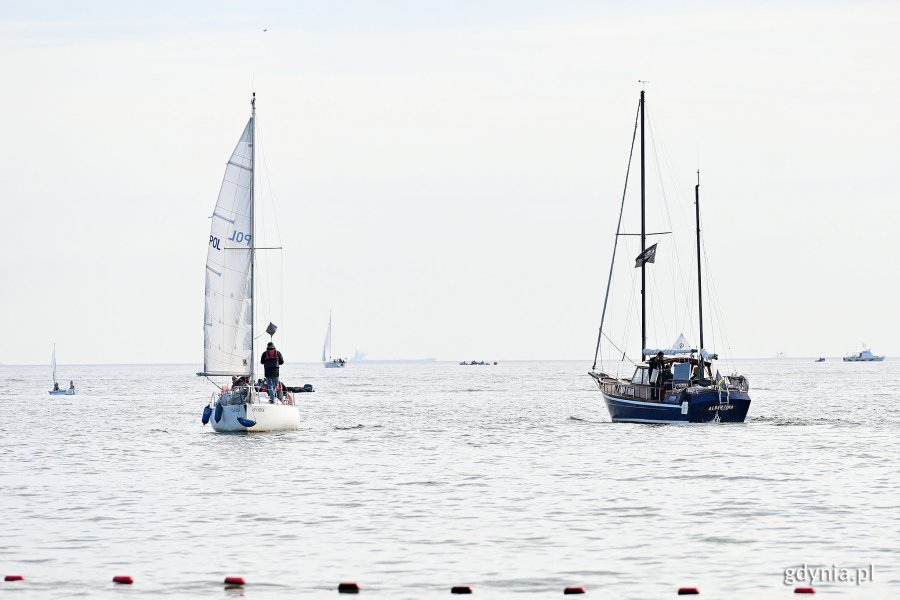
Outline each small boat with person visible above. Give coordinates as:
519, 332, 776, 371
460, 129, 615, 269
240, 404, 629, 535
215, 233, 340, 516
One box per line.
815, 357, 825, 362
843, 346, 885, 362
588, 89, 751, 423
48, 344, 77, 396
197, 94, 300, 433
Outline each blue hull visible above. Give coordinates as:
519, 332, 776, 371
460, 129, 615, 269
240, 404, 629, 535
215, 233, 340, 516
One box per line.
603, 389, 750, 423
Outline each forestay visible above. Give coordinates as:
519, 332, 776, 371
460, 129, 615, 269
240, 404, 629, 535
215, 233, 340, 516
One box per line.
203, 119, 254, 377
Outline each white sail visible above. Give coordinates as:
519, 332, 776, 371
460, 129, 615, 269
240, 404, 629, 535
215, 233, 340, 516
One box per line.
322, 312, 333, 362
203, 119, 254, 376
51, 343, 57, 385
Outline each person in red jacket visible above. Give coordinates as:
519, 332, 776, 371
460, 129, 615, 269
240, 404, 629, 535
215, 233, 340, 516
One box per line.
260, 342, 285, 403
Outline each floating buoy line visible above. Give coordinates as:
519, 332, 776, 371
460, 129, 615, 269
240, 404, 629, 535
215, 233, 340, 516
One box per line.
1, 574, 819, 595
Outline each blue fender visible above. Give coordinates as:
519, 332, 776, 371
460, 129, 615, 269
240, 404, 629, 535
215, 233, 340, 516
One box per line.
201, 405, 212, 425
214, 403, 223, 423
237, 417, 257, 428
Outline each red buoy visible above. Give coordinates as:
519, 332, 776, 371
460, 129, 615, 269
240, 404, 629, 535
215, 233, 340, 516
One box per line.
451, 585, 473, 594
564, 586, 586, 594
112, 575, 133, 585
224, 576, 245, 586
794, 588, 816, 594
677, 587, 699, 595
4, 575, 25, 582
338, 582, 360, 594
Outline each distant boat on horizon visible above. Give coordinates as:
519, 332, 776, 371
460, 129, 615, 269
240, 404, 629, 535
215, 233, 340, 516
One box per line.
322, 310, 346, 368
48, 343, 77, 396
843, 346, 885, 362
815, 357, 825, 362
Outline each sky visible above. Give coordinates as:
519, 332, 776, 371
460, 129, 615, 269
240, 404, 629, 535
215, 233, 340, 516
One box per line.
2, 0, 899, 365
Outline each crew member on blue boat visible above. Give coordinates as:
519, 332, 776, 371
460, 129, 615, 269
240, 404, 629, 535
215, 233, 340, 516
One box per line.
648, 351, 665, 400
53, 382, 59, 391
261, 342, 285, 403
68, 380, 75, 390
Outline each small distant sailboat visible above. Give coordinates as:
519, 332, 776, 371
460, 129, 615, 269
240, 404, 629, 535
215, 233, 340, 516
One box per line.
197, 94, 300, 433
322, 311, 346, 368
48, 344, 77, 395
843, 345, 885, 362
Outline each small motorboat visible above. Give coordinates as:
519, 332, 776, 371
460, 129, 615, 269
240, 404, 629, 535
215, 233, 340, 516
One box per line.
815, 357, 825, 362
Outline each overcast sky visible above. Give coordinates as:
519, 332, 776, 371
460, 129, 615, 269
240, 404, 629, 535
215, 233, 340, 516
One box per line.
2, 0, 898, 365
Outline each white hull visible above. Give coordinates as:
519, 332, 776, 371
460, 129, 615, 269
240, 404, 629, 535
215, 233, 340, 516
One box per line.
843, 357, 885, 362
49, 389, 77, 396
210, 401, 300, 432
324, 361, 344, 368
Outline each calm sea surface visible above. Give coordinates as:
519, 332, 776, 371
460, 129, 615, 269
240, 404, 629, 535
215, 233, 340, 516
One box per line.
1, 359, 898, 599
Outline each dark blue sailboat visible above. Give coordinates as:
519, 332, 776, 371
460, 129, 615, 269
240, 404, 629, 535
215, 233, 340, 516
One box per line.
588, 90, 751, 424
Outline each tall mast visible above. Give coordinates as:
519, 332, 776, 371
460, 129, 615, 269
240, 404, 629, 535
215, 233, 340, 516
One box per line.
250, 92, 256, 382
694, 170, 704, 350
640, 89, 646, 359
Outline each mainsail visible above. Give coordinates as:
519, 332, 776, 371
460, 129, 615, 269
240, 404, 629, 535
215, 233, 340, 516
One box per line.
203, 119, 254, 376
322, 313, 333, 362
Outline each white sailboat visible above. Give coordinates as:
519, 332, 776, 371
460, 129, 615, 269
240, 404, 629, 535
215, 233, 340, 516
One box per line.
198, 94, 300, 432
322, 310, 346, 368
48, 343, 76, 396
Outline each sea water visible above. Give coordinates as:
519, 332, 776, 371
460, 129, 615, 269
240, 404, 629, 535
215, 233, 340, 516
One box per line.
1, 359, 897, 599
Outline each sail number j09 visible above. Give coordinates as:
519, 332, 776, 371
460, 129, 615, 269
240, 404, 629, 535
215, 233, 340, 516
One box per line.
228, 230, 252, 246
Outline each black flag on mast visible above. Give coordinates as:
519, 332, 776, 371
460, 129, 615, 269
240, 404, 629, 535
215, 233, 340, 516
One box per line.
634, 243, 658, 267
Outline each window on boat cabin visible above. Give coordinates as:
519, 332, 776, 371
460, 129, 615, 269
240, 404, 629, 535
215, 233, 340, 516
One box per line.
631, 367, 649, 385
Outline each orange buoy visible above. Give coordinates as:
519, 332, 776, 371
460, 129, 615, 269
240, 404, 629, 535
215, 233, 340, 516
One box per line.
338, 582, 360, 593
112, 575, 133, 585
451, 585, 473, 594
794, 588, 816, 594
677, 587, 699, 595
4, 575, 24, 582
563, 586, 586, 594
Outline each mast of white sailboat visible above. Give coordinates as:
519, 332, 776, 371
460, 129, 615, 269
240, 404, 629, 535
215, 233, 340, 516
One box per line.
250, 92, 256, 384
695, 170, 704, 351
640, 89, 647, 359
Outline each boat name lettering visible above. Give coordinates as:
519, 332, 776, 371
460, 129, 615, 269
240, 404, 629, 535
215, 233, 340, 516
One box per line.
708, 404, 734, 411
209, 235, 221, 250
229, 230, 252, 246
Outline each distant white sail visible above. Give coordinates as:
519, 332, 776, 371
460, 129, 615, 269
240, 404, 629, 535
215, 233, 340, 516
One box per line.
322, 312, 333, 362
51, 343, 57, 385
203, 119, 254, 376
672, 333, 690, 351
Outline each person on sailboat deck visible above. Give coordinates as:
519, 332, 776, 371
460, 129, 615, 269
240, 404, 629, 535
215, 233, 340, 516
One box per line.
261, 342, 285, 404
68, 380, 75, 390
647, 352, 665, 400
53, 382, 59, 391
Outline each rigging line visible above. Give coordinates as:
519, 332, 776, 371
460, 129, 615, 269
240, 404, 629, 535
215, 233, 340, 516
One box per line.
255, 122, 284, 245
592, 99, 641, 371
646, 109, 693, 337
254, 119, 277, 324
650, 261, 670, 346
702, 236, 735, 372
602, 331, 637, 366
616, 238, 640, 378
